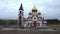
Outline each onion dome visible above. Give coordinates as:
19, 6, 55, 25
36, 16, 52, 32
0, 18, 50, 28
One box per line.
38, 11, 41, 15
32, 4, 37, 12
29, 11, 32, 15
32, 6, 37, 10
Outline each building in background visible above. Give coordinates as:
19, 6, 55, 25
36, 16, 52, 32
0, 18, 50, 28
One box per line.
18, 3, 47, 29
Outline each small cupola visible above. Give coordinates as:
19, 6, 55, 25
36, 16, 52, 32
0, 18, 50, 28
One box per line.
29, 11, 32, 15
37, 11, 41, 15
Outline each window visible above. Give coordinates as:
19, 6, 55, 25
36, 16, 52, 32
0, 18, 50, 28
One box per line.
20, 11, 21, 14
30, 23, 32, 26
28, 23, 29, 26
38, 23, 40, 26
34, 18, 36, 19
28, 23, 32, 27
33, 17, 37, 20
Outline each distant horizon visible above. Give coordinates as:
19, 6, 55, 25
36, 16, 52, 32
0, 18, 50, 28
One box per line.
0, 18, 60, 20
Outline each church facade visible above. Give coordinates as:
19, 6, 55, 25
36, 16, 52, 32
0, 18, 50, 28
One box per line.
18, 3, 47, 28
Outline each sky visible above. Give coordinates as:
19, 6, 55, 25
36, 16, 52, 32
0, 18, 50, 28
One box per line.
0, 0, 60, 20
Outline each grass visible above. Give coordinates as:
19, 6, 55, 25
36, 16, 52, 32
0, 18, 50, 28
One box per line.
47, 25, 60, 29
3, 25, 12, 28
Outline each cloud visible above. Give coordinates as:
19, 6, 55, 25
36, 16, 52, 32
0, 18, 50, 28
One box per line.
0, 0, 60, 19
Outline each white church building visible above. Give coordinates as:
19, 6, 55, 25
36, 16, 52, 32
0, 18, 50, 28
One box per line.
18, 3, 47, 29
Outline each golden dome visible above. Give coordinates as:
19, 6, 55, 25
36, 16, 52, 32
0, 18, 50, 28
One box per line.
32, 6, 37, 10
32, 4, 37, 12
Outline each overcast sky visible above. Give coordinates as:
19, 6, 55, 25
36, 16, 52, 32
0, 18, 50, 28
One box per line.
0, 0, 60, 20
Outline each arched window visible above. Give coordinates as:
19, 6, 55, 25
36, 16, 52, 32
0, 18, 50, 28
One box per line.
38, 23, 40, 26
28, 23, 29, 26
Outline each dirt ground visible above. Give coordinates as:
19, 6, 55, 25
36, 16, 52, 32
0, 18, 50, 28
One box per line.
0, 30, 60, 34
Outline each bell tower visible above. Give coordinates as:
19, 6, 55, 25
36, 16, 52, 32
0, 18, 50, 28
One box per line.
18, 3, 24, 28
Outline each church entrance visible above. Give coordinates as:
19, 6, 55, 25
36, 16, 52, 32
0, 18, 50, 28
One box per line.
33, 21, 37, 28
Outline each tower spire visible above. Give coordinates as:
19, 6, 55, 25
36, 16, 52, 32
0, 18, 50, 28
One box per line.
32, 0, 37, 11
34, 3, 36, 8
19, 3, 24, 10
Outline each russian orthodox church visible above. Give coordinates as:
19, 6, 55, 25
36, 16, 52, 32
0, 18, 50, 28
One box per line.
18, 3, 47, 29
